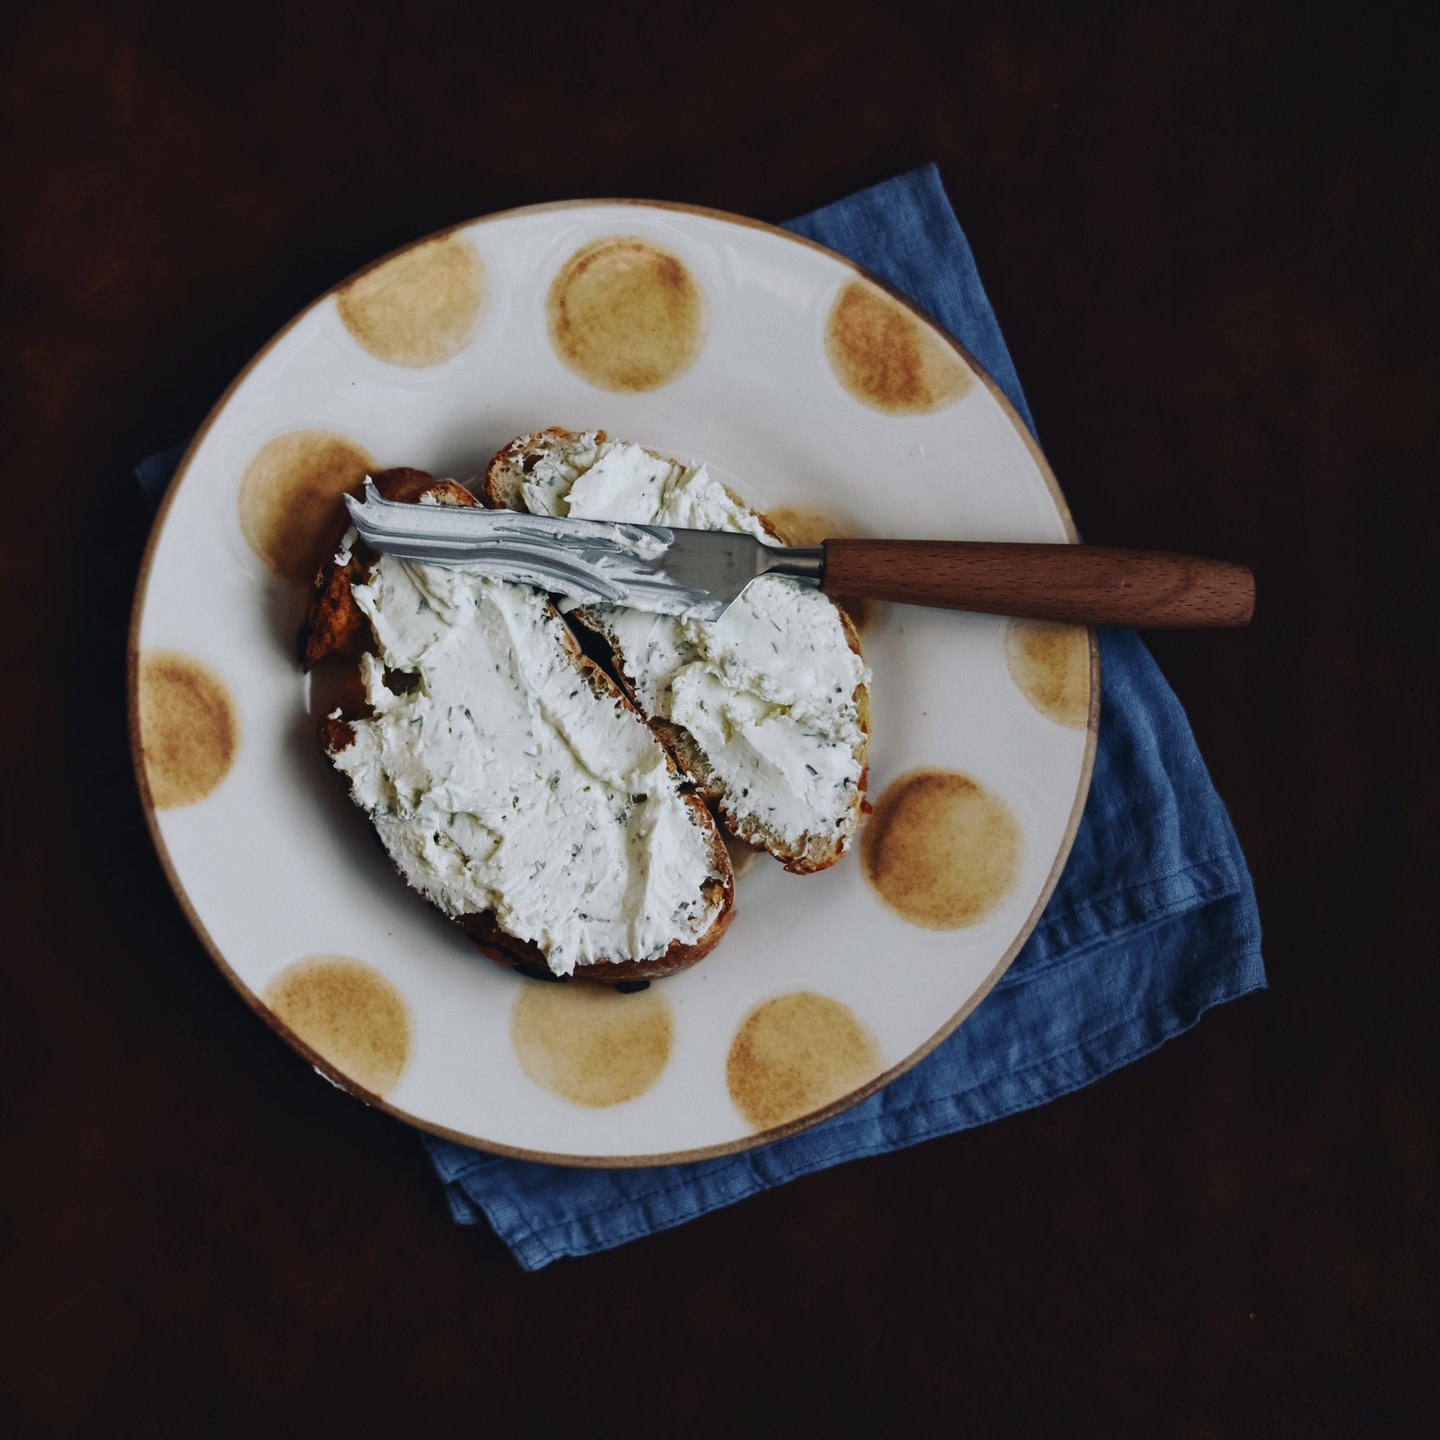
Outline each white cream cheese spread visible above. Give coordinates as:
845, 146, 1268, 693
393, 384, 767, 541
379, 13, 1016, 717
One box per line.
516, 435, 870, 852
329, 541, 726, 976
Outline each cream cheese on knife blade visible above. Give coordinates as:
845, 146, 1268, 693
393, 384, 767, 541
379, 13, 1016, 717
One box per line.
341, 479, 689, 613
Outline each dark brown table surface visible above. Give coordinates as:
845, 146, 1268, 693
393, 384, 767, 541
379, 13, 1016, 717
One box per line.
3, 2, 1435, 1434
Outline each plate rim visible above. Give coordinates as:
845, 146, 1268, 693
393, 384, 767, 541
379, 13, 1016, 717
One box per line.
127, 196, 1100, 1167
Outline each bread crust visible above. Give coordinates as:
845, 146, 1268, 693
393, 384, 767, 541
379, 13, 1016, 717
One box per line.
302, 467, 735, 985
482, 431, 871, 874
480, 427, 594, 515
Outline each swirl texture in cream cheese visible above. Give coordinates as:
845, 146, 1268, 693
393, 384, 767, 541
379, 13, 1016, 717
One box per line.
329, 550, 726, 976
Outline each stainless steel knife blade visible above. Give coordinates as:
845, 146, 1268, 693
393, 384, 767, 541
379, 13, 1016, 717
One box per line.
342, 478, 823, 620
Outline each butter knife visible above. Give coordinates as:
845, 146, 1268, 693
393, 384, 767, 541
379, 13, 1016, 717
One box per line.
343, 479, 1254, 628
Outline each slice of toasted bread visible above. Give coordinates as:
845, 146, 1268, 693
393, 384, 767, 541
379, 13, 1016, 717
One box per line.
482, 431, 871, 874
302, 467, 734, 984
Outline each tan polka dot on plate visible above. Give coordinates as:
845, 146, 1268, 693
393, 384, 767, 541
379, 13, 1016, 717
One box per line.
511, 981, 673, 1108
861, 769, 1021, 929
766, 504, 876, 632
264, 956, 411, 1098
137, 649, 239, 810
238, 430, 374, 581
727, 992, 882, 1132
547, 235, 706, 392
825, 279, 974, 414
1004, 619, 1091, 728
336, 234, 487, 367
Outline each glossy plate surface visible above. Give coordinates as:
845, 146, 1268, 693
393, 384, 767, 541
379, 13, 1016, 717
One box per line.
129, 202, 1097, 1165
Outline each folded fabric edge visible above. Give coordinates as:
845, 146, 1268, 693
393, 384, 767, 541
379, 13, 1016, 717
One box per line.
1007, 850, 1243, 984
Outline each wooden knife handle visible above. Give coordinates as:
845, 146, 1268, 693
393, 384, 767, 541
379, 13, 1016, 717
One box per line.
820, 540, 1255, 628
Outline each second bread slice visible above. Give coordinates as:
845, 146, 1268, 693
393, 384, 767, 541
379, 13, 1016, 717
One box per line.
484, 429, 871, 874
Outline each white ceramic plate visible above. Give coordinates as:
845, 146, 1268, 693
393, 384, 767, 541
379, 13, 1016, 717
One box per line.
129, 201, 1097, 1165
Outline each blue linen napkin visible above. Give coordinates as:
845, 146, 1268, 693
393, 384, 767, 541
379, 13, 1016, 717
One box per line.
136, 165, 1264, 1270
